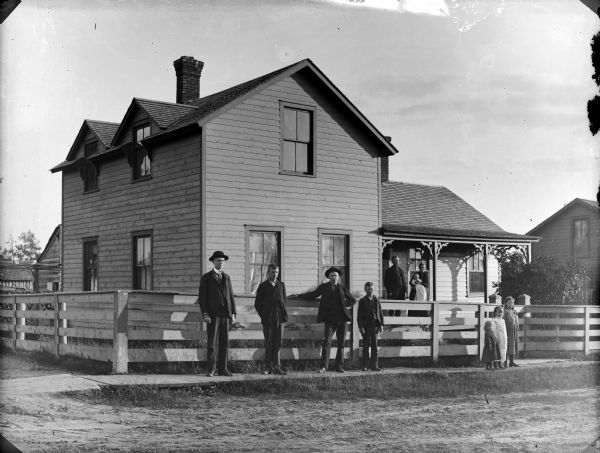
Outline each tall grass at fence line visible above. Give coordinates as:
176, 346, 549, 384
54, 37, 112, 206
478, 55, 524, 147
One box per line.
63, 362, 600, 409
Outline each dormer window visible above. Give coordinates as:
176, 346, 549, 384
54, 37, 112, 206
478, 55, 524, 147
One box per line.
133, 124, 151, 180
84, 141, 98, 192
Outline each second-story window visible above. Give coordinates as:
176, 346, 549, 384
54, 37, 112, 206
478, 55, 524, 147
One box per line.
84, 141, 98, 192
133, 124, 151, 180
573, 218, 590, 259
281, 104, 314, 175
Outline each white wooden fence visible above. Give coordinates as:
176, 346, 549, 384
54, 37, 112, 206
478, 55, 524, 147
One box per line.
0, 292, 598, 373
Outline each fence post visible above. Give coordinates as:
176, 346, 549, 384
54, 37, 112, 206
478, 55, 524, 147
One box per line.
522, 306, 527, 358
11, 295, 17, 351
16, 297, 26, 344
477, 304, 485, 361
53, 294, 60, 358
431, 302, 439, 362
351, 302, 360, 365
59, 298, 67, 346
584, 305, 590, 356
112, 291, 129, 374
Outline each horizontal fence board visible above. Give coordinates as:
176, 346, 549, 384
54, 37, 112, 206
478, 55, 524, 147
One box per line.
129, 348, 206, 362
60, 344, 112, 361
128, 304, 200, 313
59, 327, 114, 340
381, 303, 433, 311
69, 320, 113, 329
16, 325, 55, 335
15, 310, 55, 319
589, 341, 600, 350
128, 310, 202, 323
440, 331, 479, 340
60, 310, 113, 321
524, 330, 585, 338
439, 325, 476, 331
11, 295, 57, 304
526, 341, 584, 351
440, 344, 478, 356
379, 346, 431, 357
384, 317, 432, 325
439, 318, 478, 327
129, 321, 199, 330
381, 330, 430, 340
526, 306, 587, 314
128, 328, 204, 341
0, 323, 15, 331
0, 338, 13, 348
15, 339, 55, 353
58, 293, 115, 305
66, 302, 114, 310
0, 310, 15, 317
526, 318, 584, 326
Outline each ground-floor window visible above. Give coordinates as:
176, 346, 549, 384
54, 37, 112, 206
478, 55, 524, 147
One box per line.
468, 250, 485, 294
133, 233, 152, 290
320, 230, 350, 287
83, 238, 98, 291
246, 228, 282, 295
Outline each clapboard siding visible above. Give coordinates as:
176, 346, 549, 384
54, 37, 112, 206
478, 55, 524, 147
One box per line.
532, 204, 599, 272
204, 72, 381, 295
62, 132, 202, 293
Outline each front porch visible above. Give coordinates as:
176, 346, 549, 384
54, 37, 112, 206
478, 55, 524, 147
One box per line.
380, 231, 533, 303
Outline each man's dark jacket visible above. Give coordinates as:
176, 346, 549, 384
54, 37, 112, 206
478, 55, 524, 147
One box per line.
298, 283, 356, 323
384, 265, 407, 299
198, 270, 236, 318
357, 295, 384, 330
254, 280, 288, 324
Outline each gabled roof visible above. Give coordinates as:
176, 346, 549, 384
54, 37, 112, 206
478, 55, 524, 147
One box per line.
65, 119, 119, 161
381, 181, 536, 243
146, 58, 398, 157
110, 98, 197, 145
36, 225, 61, 265
527, 198, 599, 235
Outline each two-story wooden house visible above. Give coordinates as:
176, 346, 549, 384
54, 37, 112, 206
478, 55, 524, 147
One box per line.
528, 198, 599, 303
51, 57, 397, 296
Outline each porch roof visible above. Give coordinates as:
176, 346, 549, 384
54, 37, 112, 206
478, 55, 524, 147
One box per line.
381, 181, 537, 244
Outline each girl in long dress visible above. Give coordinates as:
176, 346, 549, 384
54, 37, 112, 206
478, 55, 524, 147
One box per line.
503, 296, 520, 367
490, 306, 507, 369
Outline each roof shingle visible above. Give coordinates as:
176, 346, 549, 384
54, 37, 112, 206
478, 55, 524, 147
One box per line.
382, 181, 534, 241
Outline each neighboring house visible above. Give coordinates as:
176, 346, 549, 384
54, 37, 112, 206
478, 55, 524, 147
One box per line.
527, 198, 600, 303
0, 262, 34, 294
51, 57, 398, 296
33, 225, 62, 292
380, 175, 537, 302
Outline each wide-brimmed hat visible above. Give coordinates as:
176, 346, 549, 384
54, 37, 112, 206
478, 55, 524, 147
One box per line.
325, 266, 343, 278
209, 251, 229, 261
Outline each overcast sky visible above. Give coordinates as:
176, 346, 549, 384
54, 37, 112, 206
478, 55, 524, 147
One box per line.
1, 0, 598, 247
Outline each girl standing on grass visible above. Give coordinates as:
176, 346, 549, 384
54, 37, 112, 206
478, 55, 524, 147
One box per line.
491, 306, 507, 369
503, 296, 520, 367
481, 320, 500, 371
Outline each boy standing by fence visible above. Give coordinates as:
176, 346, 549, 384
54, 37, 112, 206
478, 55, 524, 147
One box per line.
357, 282, 384, 372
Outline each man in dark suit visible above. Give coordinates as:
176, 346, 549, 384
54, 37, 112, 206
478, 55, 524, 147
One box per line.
254, 264, 288, 375
198, 251, 237, 377
384, 255, 407, 300
297, 267, 356, 373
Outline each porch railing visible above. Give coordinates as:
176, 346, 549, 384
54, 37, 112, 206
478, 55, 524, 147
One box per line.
1, 292, 598, 373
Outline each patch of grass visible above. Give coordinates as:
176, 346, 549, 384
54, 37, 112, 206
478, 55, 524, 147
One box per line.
65, 363, 600, 409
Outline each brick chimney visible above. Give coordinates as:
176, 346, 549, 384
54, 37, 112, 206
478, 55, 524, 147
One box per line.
381, 136, 392, 182
173, 56, 204, 104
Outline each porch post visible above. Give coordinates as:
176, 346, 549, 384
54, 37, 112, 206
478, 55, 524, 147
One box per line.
432, 241, 438, 301
483, 245, 489, 303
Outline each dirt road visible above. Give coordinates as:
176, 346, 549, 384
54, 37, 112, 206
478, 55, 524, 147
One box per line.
1, 386, 598, 452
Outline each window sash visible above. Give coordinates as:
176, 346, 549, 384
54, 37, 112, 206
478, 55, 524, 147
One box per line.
83, 240, 98, 292
133, 235, 152, 290
573, 219, 590, 258
282, 106, 312, 174
133, 125, 151, 179
321, 234, 349, 286
247, 231, 280, 295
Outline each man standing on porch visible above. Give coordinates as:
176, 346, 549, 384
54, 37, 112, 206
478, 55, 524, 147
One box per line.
199, 251, 237, 377
254, 264, 288, 375
384, 255, 408, 316
297, 267, 356, 373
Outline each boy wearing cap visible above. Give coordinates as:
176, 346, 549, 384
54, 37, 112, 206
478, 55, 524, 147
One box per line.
297, 267, 356, 373
198, 251, 237, 377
